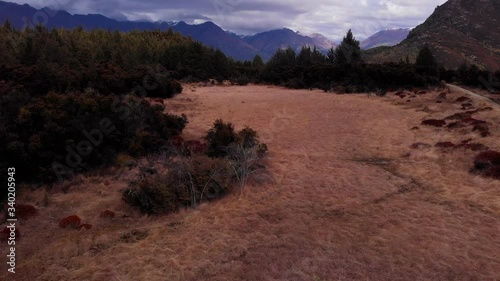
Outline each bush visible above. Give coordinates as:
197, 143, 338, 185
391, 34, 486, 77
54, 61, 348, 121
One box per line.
0, 92, 187, 184
205, 119, 238, 158
472, 151, 500, 179
59, 215, 81, 229
122, 155, 231, 214
421, 119, 446, 127
234, 76, 250, 86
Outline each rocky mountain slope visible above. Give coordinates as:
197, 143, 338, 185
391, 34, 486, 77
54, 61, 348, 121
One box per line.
365, 0, 500, 71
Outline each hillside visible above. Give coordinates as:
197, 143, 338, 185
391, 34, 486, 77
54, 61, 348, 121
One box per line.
360, 28, 410, 50
366, 0, 500, 71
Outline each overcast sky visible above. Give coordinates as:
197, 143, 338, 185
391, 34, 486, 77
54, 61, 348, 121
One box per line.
10, 0, 448, 40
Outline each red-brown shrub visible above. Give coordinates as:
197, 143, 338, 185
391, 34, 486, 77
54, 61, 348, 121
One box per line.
456, 143, 489, 151
472, 124, 491, 137
417, 90, 427, 95
411, 126, 420, 130
59, 215, 81, 229
472, 151, 500, 179
435, 142, 456, 148
421, 119, 446, 127
445, 112, 471, 120
447, 121, 466, 129
456, 96, 472, 103
16, 204, 37, 220
100, 210, 115, 219
461, 103, 473, 110
437, 92, 447, 100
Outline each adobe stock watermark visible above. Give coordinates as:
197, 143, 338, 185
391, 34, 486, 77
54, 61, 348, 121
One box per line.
21, 0, 71, 29
51, 66, 170, 182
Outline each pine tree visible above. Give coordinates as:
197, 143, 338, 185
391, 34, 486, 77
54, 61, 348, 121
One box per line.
332, 29, 361, 65
415, 45, 438, 76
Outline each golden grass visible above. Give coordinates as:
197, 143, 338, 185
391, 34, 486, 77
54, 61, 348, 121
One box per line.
1, 85, 499, 280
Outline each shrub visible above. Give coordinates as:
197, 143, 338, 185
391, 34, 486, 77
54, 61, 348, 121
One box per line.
435, 142, 456, 148
472, 124, 491, 137
16, 204, 38, 220
100, 210, 115, 219
234, 76, 250, 86
456, 143, 489, 151
59, 215, 81, 229
122, 155, 231, 214
456, 96, 472, 103
472, 151, 500, 179
421, 119, 446, 127
0, 92, 187, 183
205, 119, 238, 158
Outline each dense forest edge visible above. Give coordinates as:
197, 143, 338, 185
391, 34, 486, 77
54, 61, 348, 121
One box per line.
0, 21, 499, 207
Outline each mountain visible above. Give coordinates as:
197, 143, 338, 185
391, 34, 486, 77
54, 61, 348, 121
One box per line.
170, 21, 259, 61
365, 0, 500, 70
0, 1, 335, 62
309, 33, 337, 51
243, 29, 335, 60
361, 28, 411, 50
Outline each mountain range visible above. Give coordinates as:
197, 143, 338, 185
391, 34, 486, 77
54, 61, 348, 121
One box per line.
366, 0, 500, 70
0, 0, 398, 62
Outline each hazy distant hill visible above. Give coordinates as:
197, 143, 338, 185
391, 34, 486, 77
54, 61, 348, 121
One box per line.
366, 0, 500, 70
0, 1, 335, 61
243, 29, 336, 60
361, 28, 410, 50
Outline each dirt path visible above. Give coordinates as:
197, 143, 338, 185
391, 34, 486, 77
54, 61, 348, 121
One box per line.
5, 85, 500, 281
447, 83, 500, 108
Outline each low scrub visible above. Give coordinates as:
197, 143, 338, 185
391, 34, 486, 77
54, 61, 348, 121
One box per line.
471, 151, 500, 180
122, 155, 232, 215
421, 119, 446, 127
123, 120, 268, 215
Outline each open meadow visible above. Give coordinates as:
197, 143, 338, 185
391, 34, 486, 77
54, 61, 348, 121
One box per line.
2, 84, 500, 281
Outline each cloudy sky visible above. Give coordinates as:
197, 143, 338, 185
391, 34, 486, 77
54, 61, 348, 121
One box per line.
10, 0, 448, 40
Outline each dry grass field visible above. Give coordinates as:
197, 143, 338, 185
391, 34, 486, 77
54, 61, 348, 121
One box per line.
2, 85, 500, 281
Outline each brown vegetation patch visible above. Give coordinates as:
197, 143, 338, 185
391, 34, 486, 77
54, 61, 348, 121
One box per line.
16, 204, 38, 220
456, 96, 472, 103
421, 119, 446, 127
472, 124, 491, 137
472, 151, 500, 179
435, 142, 456, 149
100, 210, 115, 219
455, 143, 489, 151
59, 215, 82, 229
445, 112, 471, 120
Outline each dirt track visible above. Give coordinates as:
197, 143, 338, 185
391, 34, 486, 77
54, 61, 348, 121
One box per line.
4, 85, 500, 281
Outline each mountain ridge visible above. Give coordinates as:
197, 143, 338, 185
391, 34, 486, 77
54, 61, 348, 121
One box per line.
365, 0, 500, 70
0, 0, 337, 61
